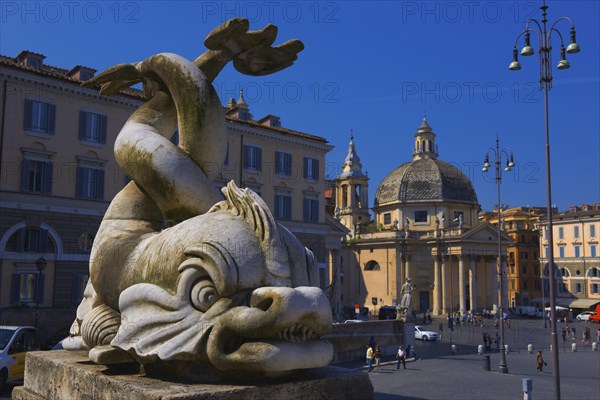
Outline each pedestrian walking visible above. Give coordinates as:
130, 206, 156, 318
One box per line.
366, 344, 374, 372
396, 345, 407, 370
535, 350, 546, 373
374, 345, 382, 371
571, 326, 576, 340
561, 328, 567, 342
596, 328, 600, 343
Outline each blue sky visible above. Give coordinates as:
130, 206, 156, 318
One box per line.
2, 1, 599, 212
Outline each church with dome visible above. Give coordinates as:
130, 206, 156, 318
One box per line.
330, 117, 511, 318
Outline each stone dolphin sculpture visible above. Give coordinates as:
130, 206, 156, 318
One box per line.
64, 18, 333, 376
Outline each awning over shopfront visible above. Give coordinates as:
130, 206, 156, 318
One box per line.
568, 298, 600, 308
530, 297, 599, 309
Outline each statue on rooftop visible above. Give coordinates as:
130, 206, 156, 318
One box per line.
63, 18, 333, 379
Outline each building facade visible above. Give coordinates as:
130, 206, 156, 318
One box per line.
331, 118, 511, 318
0, 52, 345, 329
538, 203, 600, 310
480, 207, 545, 307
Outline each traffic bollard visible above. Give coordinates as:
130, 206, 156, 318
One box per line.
571, 343, 577, 352
478, 344, 483, 355
483, 355, 490, 371
522, 378, 533, 400
592, 342, 597, 351
505, 344, 509, 354
527, 344, 533, 354
451, 344, 457, 354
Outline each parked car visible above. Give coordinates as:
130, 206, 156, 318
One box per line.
576, 311, 597, 321
0, 326, 38, 391
414, 325, 438, 341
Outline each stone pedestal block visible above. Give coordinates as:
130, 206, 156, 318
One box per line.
13, 351, 373, 400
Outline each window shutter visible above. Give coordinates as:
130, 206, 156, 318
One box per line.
285, 153, 292, 176
36, 274, 45, 304
303, 198, 309, 221
79, 111, 87, 140
256, 147, 262, 171
243, 145, 250, 168
24, 99, 33, 130
43, 162, 53, 194
303, 157, 308, 179
47, 103, 56, 134
21, 159, 31, 192
11, 274, 21, 304
99, 115, 107, 143
275, 151, 282, 174
76, 166, 84, 197
96, 169, 105, 200
313, 159, 319, 180
285, 196, 291, 219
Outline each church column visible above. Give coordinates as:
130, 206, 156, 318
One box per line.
433, 254, 441, 315
458, 254, 466, 315
469, 255, 477, 313
441, 256, 448, 314
329, 249, 341, 321
491, 256, 499, 310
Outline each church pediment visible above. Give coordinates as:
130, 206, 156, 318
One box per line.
459, 222, 512, 243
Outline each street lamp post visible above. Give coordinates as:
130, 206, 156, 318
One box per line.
482, 138, 515, 374
34, 256, 47, 331
509, 1, 580, 398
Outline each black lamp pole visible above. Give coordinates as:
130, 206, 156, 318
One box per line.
509, 1, 580, 398
483, 138, 515, 374
34, 256, 47, 331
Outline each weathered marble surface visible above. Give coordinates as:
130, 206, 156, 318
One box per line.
13, 351, 373, 400
61, 18, 334, 377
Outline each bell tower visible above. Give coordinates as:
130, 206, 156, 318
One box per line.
335, 131, 370, 234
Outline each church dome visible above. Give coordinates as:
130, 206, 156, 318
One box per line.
374, 117, 478, 207
375, 158, 478, 206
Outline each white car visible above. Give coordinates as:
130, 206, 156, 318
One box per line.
414, 325, 438, 341
576, 311, 596, 321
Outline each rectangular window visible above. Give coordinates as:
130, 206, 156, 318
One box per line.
522, 265, 527, 274
591, 224, 596, 237
275, 194, 292, 220
383, 213, 391, 225
414, 211, 428, 223
24, 99, 55, 134
243, 145, 262, 171
558, 227, 564, 239
574, 245, 581, 258
522, 281, 528, 290
72, 274, 89, 304
591, 284, 599, 294
303, 157, 319, 181
303, 198, 319, 222
544, 246, 548, 258
79, 111, 107, 143
76, 167, 105, 200
520, 251, 528, 260
573, 226, 579, 239
10, 273, 44, 304
275, 151, 292, 177
591, 244, 597, 258
21, 159, 53, 194
559, 246, 565, 258
559, 282, 567, 292
574, 283, 582, 293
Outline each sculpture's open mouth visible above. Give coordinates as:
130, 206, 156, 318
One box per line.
206, 286, 333, 372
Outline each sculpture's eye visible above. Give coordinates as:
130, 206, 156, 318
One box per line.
190, 279, 220, 312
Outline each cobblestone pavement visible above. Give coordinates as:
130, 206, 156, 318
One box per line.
342, 318, 600, 400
